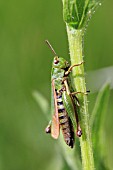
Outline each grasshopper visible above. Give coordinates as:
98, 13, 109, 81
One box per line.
45, 40, 87, 148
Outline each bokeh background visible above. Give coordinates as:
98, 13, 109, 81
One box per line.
0, 0, 113, 170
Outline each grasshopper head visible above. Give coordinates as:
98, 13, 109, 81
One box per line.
53, 56, 70, 69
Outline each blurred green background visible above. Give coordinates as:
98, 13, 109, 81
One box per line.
0, 0, 113, 170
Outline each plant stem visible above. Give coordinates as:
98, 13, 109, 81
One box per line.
66, 26, 95, 170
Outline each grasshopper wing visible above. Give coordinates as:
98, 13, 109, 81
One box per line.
51, 79, 60, 139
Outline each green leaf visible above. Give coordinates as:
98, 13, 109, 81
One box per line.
90, 84, 110, 170
59, 135, 82, 170
32, 90, 49, 118
62, 0, 102, 29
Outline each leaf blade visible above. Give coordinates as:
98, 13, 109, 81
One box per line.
90, 83, 110, 170
62, 0, 102, 29
32, 90, 49, 117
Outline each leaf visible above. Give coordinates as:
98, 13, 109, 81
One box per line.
62, 0, 102, 29
32, 90, 49, 118
90, 84, 110, 169
59, 136, 82, 170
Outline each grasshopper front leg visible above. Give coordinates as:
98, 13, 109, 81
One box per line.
65, 61, 84, 76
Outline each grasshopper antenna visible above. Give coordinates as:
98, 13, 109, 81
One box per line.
45, 40, 57, 56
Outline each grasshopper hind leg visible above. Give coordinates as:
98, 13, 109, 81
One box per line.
68, 117, 75, 148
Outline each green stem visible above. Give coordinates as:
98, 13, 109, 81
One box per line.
66, 26, 95, 170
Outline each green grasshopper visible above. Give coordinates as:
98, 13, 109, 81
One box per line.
45, 40, 87, 148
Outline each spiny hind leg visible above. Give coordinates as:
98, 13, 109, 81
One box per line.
63, 80, 82, 137
63, 80, 90, 137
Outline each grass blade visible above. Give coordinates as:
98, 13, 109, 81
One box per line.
90, 84, 110, 169
32, 90, 49, 117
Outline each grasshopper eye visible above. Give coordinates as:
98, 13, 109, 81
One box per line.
54, 59, 59, 64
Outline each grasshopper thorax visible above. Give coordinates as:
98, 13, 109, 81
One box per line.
53, 56, 70, 70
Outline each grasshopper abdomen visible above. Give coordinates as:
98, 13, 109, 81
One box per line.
56, 91, 74, 148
